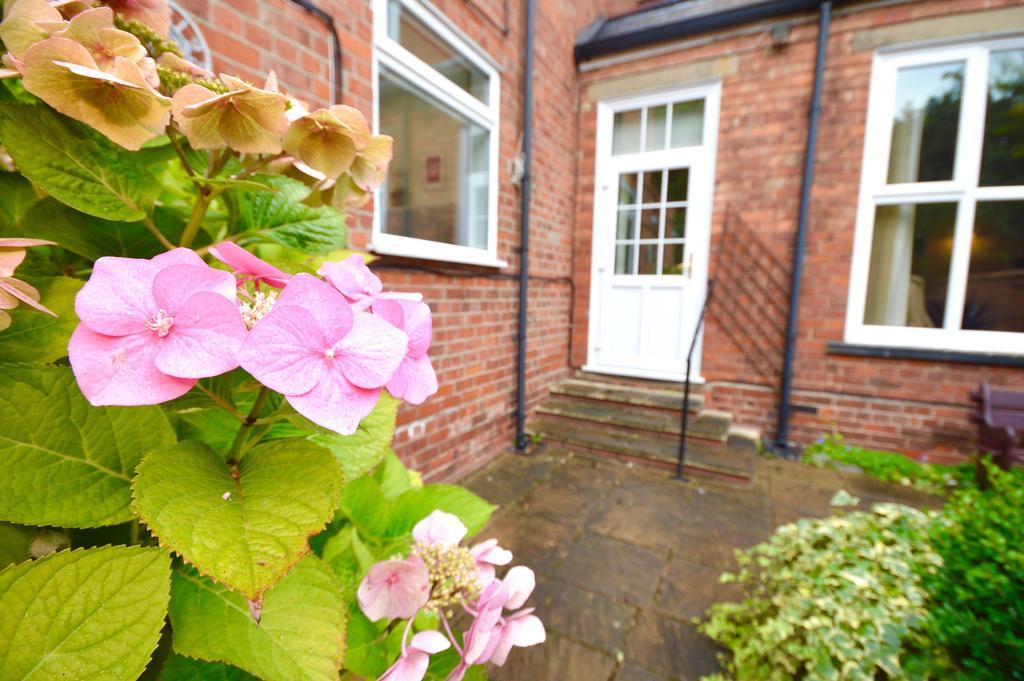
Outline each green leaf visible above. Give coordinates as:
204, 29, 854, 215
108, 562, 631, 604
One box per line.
0, 275, 83, 363
0, 522, 33, 569
0, 545, 170, 681
344, 604, 391, 678
388, 485, 496, 539
0, 103, 160, 221
0, 364, 176, 527
425, 648, 488, 681
170, 556, 346, 681
376, 448, 415, 499
238, 175, 347, 253
132, 439, 344, 598
161, 655, 259, 681
19, 198, 165, 260
322, 524, 376, 599
0, 171, 38, 229
338, 475, 391, 539
310, 393, 399, 482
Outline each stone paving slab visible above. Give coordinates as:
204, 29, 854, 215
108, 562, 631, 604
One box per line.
555, 532, 668, 605
533, 576, 637, 654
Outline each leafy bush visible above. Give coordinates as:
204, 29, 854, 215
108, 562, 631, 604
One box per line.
699, 503, 942, 680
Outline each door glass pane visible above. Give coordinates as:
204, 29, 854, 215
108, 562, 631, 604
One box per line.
642, 171, 663, 204
613, 109, 642, 155
638, 243, 658, 274
666, 168, 689, 202
665, 207, 686, 239
616, 209, 636, 239
863, 203, 957, 327
671, 100, 704, 147
387, 0, 489, 103
380, 69, 490, 249
639, 209, 660, 239
645, 105, 667, 151
963, 201, 1024, 332
980, 49, 1024, 187
662, 243, 684, 275
617, 173, 638, 205
887, 61, 964, 184
615, 243, 634, 274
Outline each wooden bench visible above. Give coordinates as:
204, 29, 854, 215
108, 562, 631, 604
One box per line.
970, 382, 1024, 470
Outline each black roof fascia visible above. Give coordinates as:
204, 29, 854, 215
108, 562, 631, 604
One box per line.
575, 0, 826, 63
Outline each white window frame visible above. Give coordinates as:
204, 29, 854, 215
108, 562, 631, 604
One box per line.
370, 0, 504, 267
845, 35, 1024, 355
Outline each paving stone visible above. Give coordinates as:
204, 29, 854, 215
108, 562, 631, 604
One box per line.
589, 495, 689, 552
615, 663, 669, 681
533, 576, 637, 654
482, 511, 577, 572
656, 558, 742, 622
489, 632, 617, 681
556, 532, 667, 605
520, 460, 615, 525
461, 452, 559, 508
624, 610, 723, 680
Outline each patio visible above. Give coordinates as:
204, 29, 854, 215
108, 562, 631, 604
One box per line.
462, 449, 940, 681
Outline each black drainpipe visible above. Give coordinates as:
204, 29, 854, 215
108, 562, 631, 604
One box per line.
514, 0, 536, 452
286, 0, 344, 103
773, 0, 831, 455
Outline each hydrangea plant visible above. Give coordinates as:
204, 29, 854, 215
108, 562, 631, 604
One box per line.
0, 1, 543, 679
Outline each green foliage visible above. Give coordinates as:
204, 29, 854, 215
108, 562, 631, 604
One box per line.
132, 439, 343, 598
0, 546, 170, 681
310, 392, 400, 481
0, 364, 176, 527
0, 521, 33, 568
161, 655, 259, 681
0, 171, 37, 229
0, 103, 161, 221
237, 174, 348, 253
699, 504, 941, 680
170, 556, 346, 681
19, 198, 167, 260
0, 275, 82, 362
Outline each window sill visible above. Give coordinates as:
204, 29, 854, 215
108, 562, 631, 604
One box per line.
368, 239, 508, 269
827, 341, 1024, 368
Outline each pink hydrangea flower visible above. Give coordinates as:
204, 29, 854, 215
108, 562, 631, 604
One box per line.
0, 237, 57, 331
318, 254, 421, 311
209, 241, 291, 288
470, 539, 513, 586
357, 555, 430, 622
68, 249, 247, 405
380, 630, 450, 681
413, 510, 468, 547
373, 299, 438, 405
238, 273, 407, 435
446, 581, 508, 681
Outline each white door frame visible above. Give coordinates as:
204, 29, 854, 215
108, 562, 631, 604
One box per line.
584, 81, 721, 382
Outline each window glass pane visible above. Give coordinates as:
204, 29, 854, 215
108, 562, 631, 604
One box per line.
863, 203, 957, 328
980, 49, 1024, 187
642, 171, 663, 204
615, 243, 634, 274
666, 168, 688, 202
617, 173, 637, 205
638, 244, 658, 274
612, 110, 641, 155
963, 201, 1024, 332
671, 100, 704, 147
887, 61, 964, 184
616, 209, 635, 240
662, 243, 684, 275
387, 0, 489, 103
379, 70, 490, 249
665, 207, 686, 239
645, 105, 667, 151
639, 209, 660, 239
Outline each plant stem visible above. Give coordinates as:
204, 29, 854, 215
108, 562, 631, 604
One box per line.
228, 387, 271, 462
167, 127, 197, 178
235, 152, 285, 181
129, 518, 140, 546
178, 192, 210, 248
142, 216, 175, 250
195, 383, 244, 421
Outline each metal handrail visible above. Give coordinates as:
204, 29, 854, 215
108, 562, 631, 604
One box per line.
675, 280, 715, 480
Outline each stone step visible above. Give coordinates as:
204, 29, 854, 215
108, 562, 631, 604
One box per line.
537, 396, 730, 441
528, 416, 756, 480
553, 378, 704, 413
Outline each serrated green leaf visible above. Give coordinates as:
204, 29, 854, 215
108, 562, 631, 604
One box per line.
387, 485, 496, 539
133, 439, 344, 598
376, 448, 414, 499
0, 522, 33, 569
0, 103, 160, 221
310, 393, 399, 482
238, 175, 347, 253
161, 655, 259, 681
0, 364, 176, 527
0, 275, 83, 363
19, 198, 165, 260
338, 475, 391, 539
0, 171, 38, 229
322, 524, 376, 600
343, 604, 391, 678
0, 545, 170, 681
170, 555, 346, 681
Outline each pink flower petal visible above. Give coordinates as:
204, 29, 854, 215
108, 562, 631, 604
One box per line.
374, 299, 432, 358
68, 325, 195, 406
386, 354, 438, 405
238, 304, 327, 396
412, 510, 467, 547
318, 254, 381, 308
151, 263, 236, 315
356, 556, 430, 622
155, 291, 247, 378
335, 311, 407, 389
487, 614, 546, 666
286, 366, 380, 435
152, 247, 206, 268
381, 651, 430, 681
503, 566, 536, 610
208, 241, 291, 288
275, 273, 353, 341
410, 630, 451, 655
0, 277, 56, 316
75, 255, 160, 336
471, 539, 513, 567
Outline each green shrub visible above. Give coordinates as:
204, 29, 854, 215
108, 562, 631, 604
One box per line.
699, 503, 942, 680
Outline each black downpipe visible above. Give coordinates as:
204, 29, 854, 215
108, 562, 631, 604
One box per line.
773, 0, 831, 455
286, 0, 344, 103
514, 0, 536, 452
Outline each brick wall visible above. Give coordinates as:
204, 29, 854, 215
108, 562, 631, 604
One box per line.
573, 0, 1024, 459
178, 0, 638, 479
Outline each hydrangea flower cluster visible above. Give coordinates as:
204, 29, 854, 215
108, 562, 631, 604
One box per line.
68, 246, 438, 435
358, 511, 545, 681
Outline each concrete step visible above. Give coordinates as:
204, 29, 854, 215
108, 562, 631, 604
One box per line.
537, 396, 730, 442
553, 378, 703, 413
529, 416, 756, 481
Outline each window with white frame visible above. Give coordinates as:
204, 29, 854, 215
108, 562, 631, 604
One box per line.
846, 38, 1024, 354
372, 0, 501, 266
